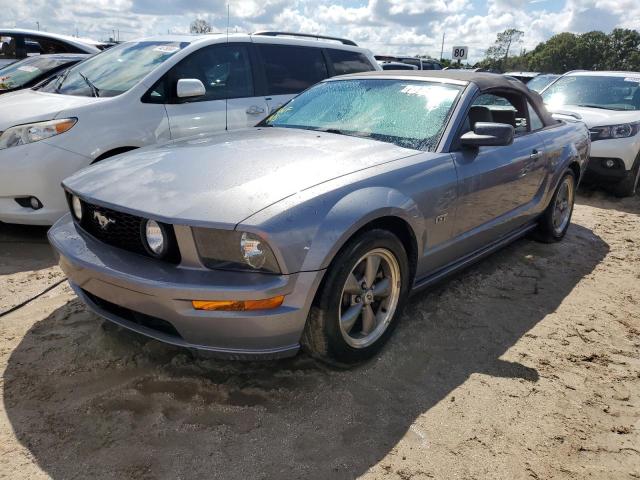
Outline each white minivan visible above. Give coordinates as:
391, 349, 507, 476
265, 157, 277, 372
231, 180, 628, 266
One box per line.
0, 32, 379, 225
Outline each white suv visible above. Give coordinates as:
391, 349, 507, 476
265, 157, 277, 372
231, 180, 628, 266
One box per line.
542, 71, 640, 196
0, 32, 379, 225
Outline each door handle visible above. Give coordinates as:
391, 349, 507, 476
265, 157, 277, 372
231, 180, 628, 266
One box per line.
246, 105, 266, 115
530, 150, 542, 161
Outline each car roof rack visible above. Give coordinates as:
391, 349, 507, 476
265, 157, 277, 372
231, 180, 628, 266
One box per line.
252, 31, 357, 47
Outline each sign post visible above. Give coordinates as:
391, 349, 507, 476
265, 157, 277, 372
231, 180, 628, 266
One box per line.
451, 46, 468, 67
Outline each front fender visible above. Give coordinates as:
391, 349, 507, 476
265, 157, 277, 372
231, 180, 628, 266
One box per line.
301, 187, 424, 272
239, 185, 425, 275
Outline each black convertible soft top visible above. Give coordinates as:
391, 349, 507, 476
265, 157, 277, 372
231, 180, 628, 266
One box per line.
340, 70, 557, 127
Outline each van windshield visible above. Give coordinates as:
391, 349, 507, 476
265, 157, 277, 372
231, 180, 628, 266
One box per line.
38, 41, 189, 98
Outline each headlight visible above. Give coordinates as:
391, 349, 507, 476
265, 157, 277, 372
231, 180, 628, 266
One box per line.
71, 195, 83, 221
590, 122, 640, 141
192, 228, 280, 273
143, 219, 168, 257
0, 118, 77, 150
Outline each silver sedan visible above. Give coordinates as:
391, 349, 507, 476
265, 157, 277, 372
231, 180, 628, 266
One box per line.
48, 71, 590, 363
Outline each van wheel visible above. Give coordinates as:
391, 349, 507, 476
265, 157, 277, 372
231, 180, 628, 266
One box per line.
301, 229, 410, 365
612, 154, 640, 198
534, 170, 576, 243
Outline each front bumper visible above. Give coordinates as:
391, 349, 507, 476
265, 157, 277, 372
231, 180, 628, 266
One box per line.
48, 215, 324, 359
584, 135, 640, 183
0, 141, 91, 225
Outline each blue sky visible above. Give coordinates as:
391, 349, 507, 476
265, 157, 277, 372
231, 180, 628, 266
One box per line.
1, 0, 637, 62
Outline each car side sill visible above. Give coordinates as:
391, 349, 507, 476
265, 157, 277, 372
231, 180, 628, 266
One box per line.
411, 222, 538, 294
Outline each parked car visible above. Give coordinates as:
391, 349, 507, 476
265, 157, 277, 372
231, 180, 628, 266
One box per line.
375, 55, 443, 70
0, 53, 90, 94
525, 73, 560, 93
379, 61, 418, 71
504, 71, 540, 83
48, 71, 589, 363
0, 29, 101, 68
0, 31, 379, 225
542, 71, 640, 196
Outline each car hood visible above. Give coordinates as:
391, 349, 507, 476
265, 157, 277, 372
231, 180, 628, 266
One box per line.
63, 127, 418, 227
0, 90, 100, 130
546, 105, 640, 127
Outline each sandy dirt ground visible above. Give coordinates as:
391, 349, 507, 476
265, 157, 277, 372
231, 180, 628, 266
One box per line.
0, 190, 638, 480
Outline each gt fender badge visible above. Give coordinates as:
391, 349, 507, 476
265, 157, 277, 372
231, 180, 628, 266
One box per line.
435, 213, 448, 224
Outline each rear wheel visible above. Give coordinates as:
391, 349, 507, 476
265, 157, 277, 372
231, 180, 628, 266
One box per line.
534, 170, 576, 243
302, 229, 410, 364
612, 154, 640, 198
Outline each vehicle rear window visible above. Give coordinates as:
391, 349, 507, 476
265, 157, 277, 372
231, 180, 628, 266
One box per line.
258, 44, 327, 95
327, 49, 375, 75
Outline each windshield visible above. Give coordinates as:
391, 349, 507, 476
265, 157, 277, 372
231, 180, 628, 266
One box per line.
543, 75, 640, 111
0, 56, 76, 90
263, 79, 463, 150
526, 74, 559, 93
38, 41, 188, 97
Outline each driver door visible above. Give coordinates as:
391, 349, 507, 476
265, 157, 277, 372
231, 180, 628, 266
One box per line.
450, 92, 547, 250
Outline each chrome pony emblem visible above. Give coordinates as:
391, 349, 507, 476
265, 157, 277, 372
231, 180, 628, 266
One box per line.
93, 210, 115, 230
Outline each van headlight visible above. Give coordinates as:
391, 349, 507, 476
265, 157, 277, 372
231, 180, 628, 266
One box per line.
0, 118, 77, 150
590, 122, 640, 141
192, 228, 280, 273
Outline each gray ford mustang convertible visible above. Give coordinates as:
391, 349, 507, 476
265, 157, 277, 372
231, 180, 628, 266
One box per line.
48, 71, 590, 363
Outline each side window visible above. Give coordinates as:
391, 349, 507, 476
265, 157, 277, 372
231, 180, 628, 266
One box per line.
0, 35, 18, 61
25, 36, 83, 55
326, 49, 375, 75
469, 93, 528, 135
170, 44, 253, 102
259, 45, 327, 95
527, 101, 544, 131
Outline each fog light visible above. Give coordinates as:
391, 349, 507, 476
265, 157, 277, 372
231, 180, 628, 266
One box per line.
15, 196, 43, 210
143, 219, 168, 257
71, 195, 83, 220
604, 159, 615, 168
192, 295, 285, 311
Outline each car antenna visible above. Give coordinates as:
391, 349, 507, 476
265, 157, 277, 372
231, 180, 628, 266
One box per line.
225, 2, 230, 131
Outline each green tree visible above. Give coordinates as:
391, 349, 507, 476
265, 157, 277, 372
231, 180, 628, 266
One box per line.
604, 28, 640, 70
484, 29, 524, 70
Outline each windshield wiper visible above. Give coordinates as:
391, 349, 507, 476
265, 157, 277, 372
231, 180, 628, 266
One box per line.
576, 103, 625, 111
54, 68, 71, 92
78, 72, 100, 97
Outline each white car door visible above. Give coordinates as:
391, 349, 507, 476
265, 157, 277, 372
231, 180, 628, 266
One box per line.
164, 43, 268, 138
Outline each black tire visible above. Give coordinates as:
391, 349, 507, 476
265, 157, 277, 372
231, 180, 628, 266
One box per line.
612, 154, 640, 198
301, 229, 410, 365
534, 170, 576, 243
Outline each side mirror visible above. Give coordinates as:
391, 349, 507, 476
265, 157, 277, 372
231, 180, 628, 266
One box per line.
176, 78, 206, 99
460, 122, 514, 148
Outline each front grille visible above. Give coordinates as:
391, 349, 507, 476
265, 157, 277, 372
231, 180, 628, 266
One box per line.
83, 289, 183, 339
67, 193, 180, 263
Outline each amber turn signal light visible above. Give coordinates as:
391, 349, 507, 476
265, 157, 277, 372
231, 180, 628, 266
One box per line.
192, 295, 285, 311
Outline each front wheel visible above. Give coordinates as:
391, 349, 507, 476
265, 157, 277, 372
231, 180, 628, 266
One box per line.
534, 170, 576, 243
301, 229, 410, 364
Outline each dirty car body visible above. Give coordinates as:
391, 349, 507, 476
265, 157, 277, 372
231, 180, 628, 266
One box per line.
48, 71, 590, 360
